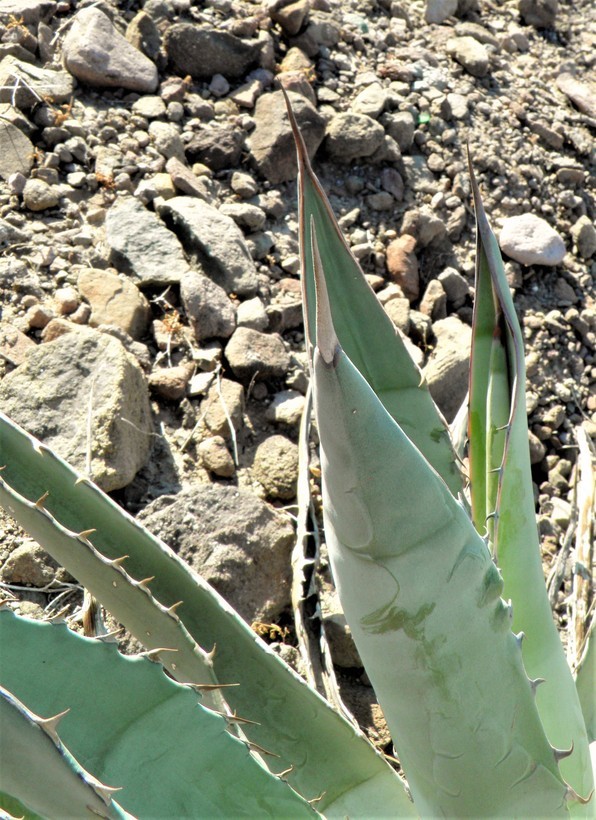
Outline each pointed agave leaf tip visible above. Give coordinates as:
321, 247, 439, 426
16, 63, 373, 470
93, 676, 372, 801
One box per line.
281, 84, 309, 170
310, 218, 339, 366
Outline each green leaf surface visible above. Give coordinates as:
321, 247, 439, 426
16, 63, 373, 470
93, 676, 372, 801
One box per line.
1, 681, 131, 820
467, 164, 593, 805
0, 610, 314, 818
0, 412, 414, 817
285, 92, 462, 498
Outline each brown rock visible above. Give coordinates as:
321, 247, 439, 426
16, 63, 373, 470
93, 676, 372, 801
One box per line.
148, 363, 193, 401
0, 321, 35, 365
386, 235, 419, 301
253, 434, 299, 500
419, 279, 447, 321
78, 268, 151, 340
198, 435, 235, 477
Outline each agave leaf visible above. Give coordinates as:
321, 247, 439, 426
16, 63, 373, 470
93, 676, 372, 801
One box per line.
467, 164, 593, 805
0, 684, 132, 819
575, 619, 595, 744
0, 412, 414, 816
310, 223, 571, 816
284, 92, 462, 498
0, 610, 314, 817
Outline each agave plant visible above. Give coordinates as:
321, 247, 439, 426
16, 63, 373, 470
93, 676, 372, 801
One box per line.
0, 95, 593, 817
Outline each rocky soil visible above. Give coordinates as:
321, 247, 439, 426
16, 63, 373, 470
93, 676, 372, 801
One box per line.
0, 0, 594, 749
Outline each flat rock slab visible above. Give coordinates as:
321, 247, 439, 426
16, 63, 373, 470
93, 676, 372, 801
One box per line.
137, 485, 294, 622
157, 196, 258, 297
499, 213, 566, 266
77, 268, 151, 340
63, 7, 158, 93
0, 328, 152, 491
164, 25, 261, 80
0, 56, 74, 107
105, 196, 191, 287
0, 118, 33, 179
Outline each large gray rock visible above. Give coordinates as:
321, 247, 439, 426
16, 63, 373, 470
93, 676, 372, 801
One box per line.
499, 213, 566, 266
422, 316, 471, 422
156, 197, 258, 297
105, 196, 191, 287
248, 90, 325, 184
0, 329, 152, 491
137, 485, 294, 622
164, 25, 261, 80
63, 7, 158, 93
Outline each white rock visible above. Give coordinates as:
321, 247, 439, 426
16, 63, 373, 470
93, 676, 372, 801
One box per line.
499, 213, 566, 266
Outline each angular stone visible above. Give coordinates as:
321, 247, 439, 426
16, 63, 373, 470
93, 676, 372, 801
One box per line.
0, 113, 33, 179
197, 435, 235, 478
499, 213, 566, 266
325, 112, 385, 161
137, 485, 293, 622
156, 197, 258, 297
164, 25, 261, 80
185, 124, 244, 172
570, 215, 596, 259
519, 0, 558, 28
269, 0, 310, 36
225, 327, 290, 380
63, 7, 158, 93
386, 234, 419, 302
351, 83, 387, 118
0, 321, 36, 366
252, 435, 299, 500
0, 55, 74, 106
422, 316, 472, 422
248, 90, 325, 184
1, 541, 58, 587
148, 363, 193, 401
446, 36, 489, 77
265, 389, 306, 427
105, 196, 190, 287
126, 10, 161, 63
180, 270, 236, 341
0, 0, 56, 24
77, 268, 151, 340
425, 0, 458, 23
22, 178, 58, 211
556, 72, 596, 120
0, 328, 152, 491
201, 378, 244, 439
